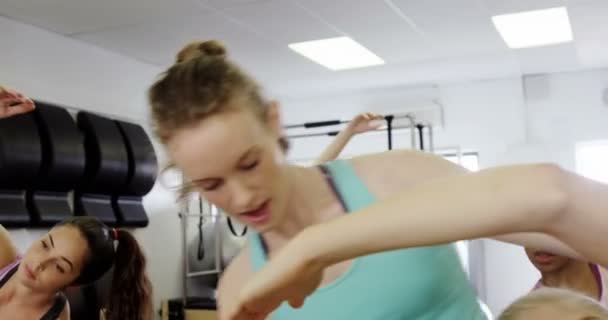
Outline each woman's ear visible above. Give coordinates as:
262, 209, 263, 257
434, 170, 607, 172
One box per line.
266, 100, 282, 138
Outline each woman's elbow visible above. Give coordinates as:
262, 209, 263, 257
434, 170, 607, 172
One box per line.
525, 163, 571, 225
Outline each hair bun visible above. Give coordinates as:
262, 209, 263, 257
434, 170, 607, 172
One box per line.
176, 40, 227, 63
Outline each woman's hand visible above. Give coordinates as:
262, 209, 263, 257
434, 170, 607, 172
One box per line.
225, 233, 325, 320
345, 112, 384, 134
0, 86, 35, 119
313, 112, 384, 164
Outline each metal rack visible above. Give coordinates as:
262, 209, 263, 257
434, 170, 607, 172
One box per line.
285, 112, 434, 152
179, 196, 223, 307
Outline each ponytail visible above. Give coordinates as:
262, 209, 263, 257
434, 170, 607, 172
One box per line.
106, 229, 153, 320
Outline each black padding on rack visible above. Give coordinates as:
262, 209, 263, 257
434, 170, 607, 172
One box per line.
0, 113, 41, 226
76, 112, 129, 193
112, 196, 149, 227
91, 267, 113, 314
74, 193, 117, 226
64, 286, 98, 320
115, 121, 158, 196
304, 120, 341, 128
31, 102, 85, 191
0, 191, 31, 227
27, 191, 72, 227
167, 297, 217, 310
0, 113, 42, 189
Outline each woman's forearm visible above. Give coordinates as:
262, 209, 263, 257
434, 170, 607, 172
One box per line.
313, 128, 355, 164
0, 224, 18, 267
299, 163, 608, 268
493, 232, 582, 259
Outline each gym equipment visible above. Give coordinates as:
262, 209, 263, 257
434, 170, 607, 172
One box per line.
0, 191, 31, 227
64, 286, 99, 320
227, 217, 247, 237
77, 112, 129, 193
1, 101, 156, 228
284, 113, 419, 151
179, 195, 247, 311
75, 112, 157, 227
75, 112, 130, 226
115, 120, 157, 196
385, 115, 394, 150
112, 120, 158, 227
27, 102, 85, 226
0, 112, 42, 226
187, 212, 247, 273
74, 194, 116, 225
161, 298, 217, 320
415, 122, 434, 152
31, 102, 85, 190
112, 196, 149, 227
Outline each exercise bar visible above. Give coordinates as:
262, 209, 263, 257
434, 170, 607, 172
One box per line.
283, 113, 417, 130
416, 124, 425, 151
385, 115, 394, 150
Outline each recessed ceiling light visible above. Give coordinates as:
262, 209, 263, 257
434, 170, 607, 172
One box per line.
492, 7, 573, 49
288, 37, 385, 71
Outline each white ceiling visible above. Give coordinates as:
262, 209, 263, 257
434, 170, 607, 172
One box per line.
1, 0, 607, 98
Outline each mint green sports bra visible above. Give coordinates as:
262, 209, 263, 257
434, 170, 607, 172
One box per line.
249, 160, 486, 320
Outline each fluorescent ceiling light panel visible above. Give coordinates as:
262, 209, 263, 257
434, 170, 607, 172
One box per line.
288, 37, 384, 70
492, 7, 573, 49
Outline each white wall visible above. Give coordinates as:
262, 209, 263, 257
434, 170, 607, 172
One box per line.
282, 69, 608, 316
282, 77, 529, 316
1, 16, 182, 318
483, 68, 608, 314
0, 16, 156, 121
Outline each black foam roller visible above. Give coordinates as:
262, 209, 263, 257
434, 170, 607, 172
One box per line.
76, 112, 129, 194
115, 121, 158, 196
74, 193, 117, 226
112, 196, 149, 227
0, 113, 42, 189
0, 113, 41, 226
27, 191, 73, 227
32, 102, 85, 191
0, 191, 30, 227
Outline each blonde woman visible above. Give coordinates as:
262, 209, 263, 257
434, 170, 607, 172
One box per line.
499, 288, 608, 320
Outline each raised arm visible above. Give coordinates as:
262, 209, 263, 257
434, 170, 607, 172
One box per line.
0, 86, 36, 119
313, 112, 383, 164
303, 163, 589, 266
0, 86, 33, 267
0, 224, 19, 268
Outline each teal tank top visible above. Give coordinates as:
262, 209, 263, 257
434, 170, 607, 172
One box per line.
249, 160, 486, 320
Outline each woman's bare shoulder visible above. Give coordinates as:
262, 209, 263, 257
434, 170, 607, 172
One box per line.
348, 150, 468, 199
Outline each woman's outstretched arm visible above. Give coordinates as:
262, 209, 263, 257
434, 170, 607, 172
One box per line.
225, 161, 608, 319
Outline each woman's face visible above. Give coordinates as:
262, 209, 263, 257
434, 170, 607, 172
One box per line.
18, 226, 87, 292
525, 248, 572, 273
167, 102, 291, 232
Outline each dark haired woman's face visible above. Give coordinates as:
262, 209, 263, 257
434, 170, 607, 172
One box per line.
18, 226, 88, 292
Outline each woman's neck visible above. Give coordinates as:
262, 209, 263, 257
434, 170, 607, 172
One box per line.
3, 276, 56, 309
542, 262, 600, 299
264, 165, 342, 242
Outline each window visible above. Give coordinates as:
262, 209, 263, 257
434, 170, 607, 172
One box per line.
576, 141, 608, 183
443, 152, 480, 172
